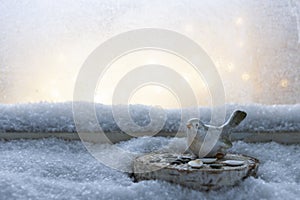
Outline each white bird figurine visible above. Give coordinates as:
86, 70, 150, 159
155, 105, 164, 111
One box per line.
186, 110, 247, 158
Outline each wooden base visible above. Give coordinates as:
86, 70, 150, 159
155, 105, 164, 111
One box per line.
133, 153, 259, 191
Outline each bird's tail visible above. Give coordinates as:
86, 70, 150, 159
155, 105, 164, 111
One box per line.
221, 110, 247, 137
226, 110, 247, 128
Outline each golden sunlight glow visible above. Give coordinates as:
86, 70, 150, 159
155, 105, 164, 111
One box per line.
51, 88, 60, 99
11, 29, 256, 107
94, 50, 210, 108
238, 41, 244, 47
129, 85, 180, 109
280, 79, 289, 88
241, 73, 250, 81
5, 18, 274, 107
57, 53, 66, 63
226, 63, 235, 72
235, 17, 243, 26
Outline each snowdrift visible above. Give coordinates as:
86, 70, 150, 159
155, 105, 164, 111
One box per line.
0, 102, 299, 133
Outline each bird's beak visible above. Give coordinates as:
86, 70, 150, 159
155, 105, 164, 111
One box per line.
186, 123, 192, 129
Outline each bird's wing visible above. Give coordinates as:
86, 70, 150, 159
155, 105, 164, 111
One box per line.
220, 138, 233, 148
198, 120, 210, 130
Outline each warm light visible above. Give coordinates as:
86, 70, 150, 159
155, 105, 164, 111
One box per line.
235, 17, 243, 25
226, 63, 235, 72
57, 53, 66, 63
238, 41, 244, 47
72, 76, 77, 83
51, 88, 60, 99
241, 73, 250, 81
145, 58, 158, 64
129, 85, 179, 109
154, 86, 164, 94
51, 79, 58, 85
94, 50, 206, 108
280, 79, 289, 88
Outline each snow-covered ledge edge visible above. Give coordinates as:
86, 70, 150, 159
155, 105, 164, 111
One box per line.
0, 131, 299, 144
0, 102, 299, 143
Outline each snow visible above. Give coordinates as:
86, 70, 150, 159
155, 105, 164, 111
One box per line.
0, 102, 300, 133
0, 137, 299, 200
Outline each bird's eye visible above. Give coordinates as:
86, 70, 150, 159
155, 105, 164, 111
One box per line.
196, 123, 199, 127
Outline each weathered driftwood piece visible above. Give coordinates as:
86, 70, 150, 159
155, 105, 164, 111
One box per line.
133, 153, 259, 190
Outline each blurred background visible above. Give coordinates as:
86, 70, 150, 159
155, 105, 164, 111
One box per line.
0, 0, 299, 108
